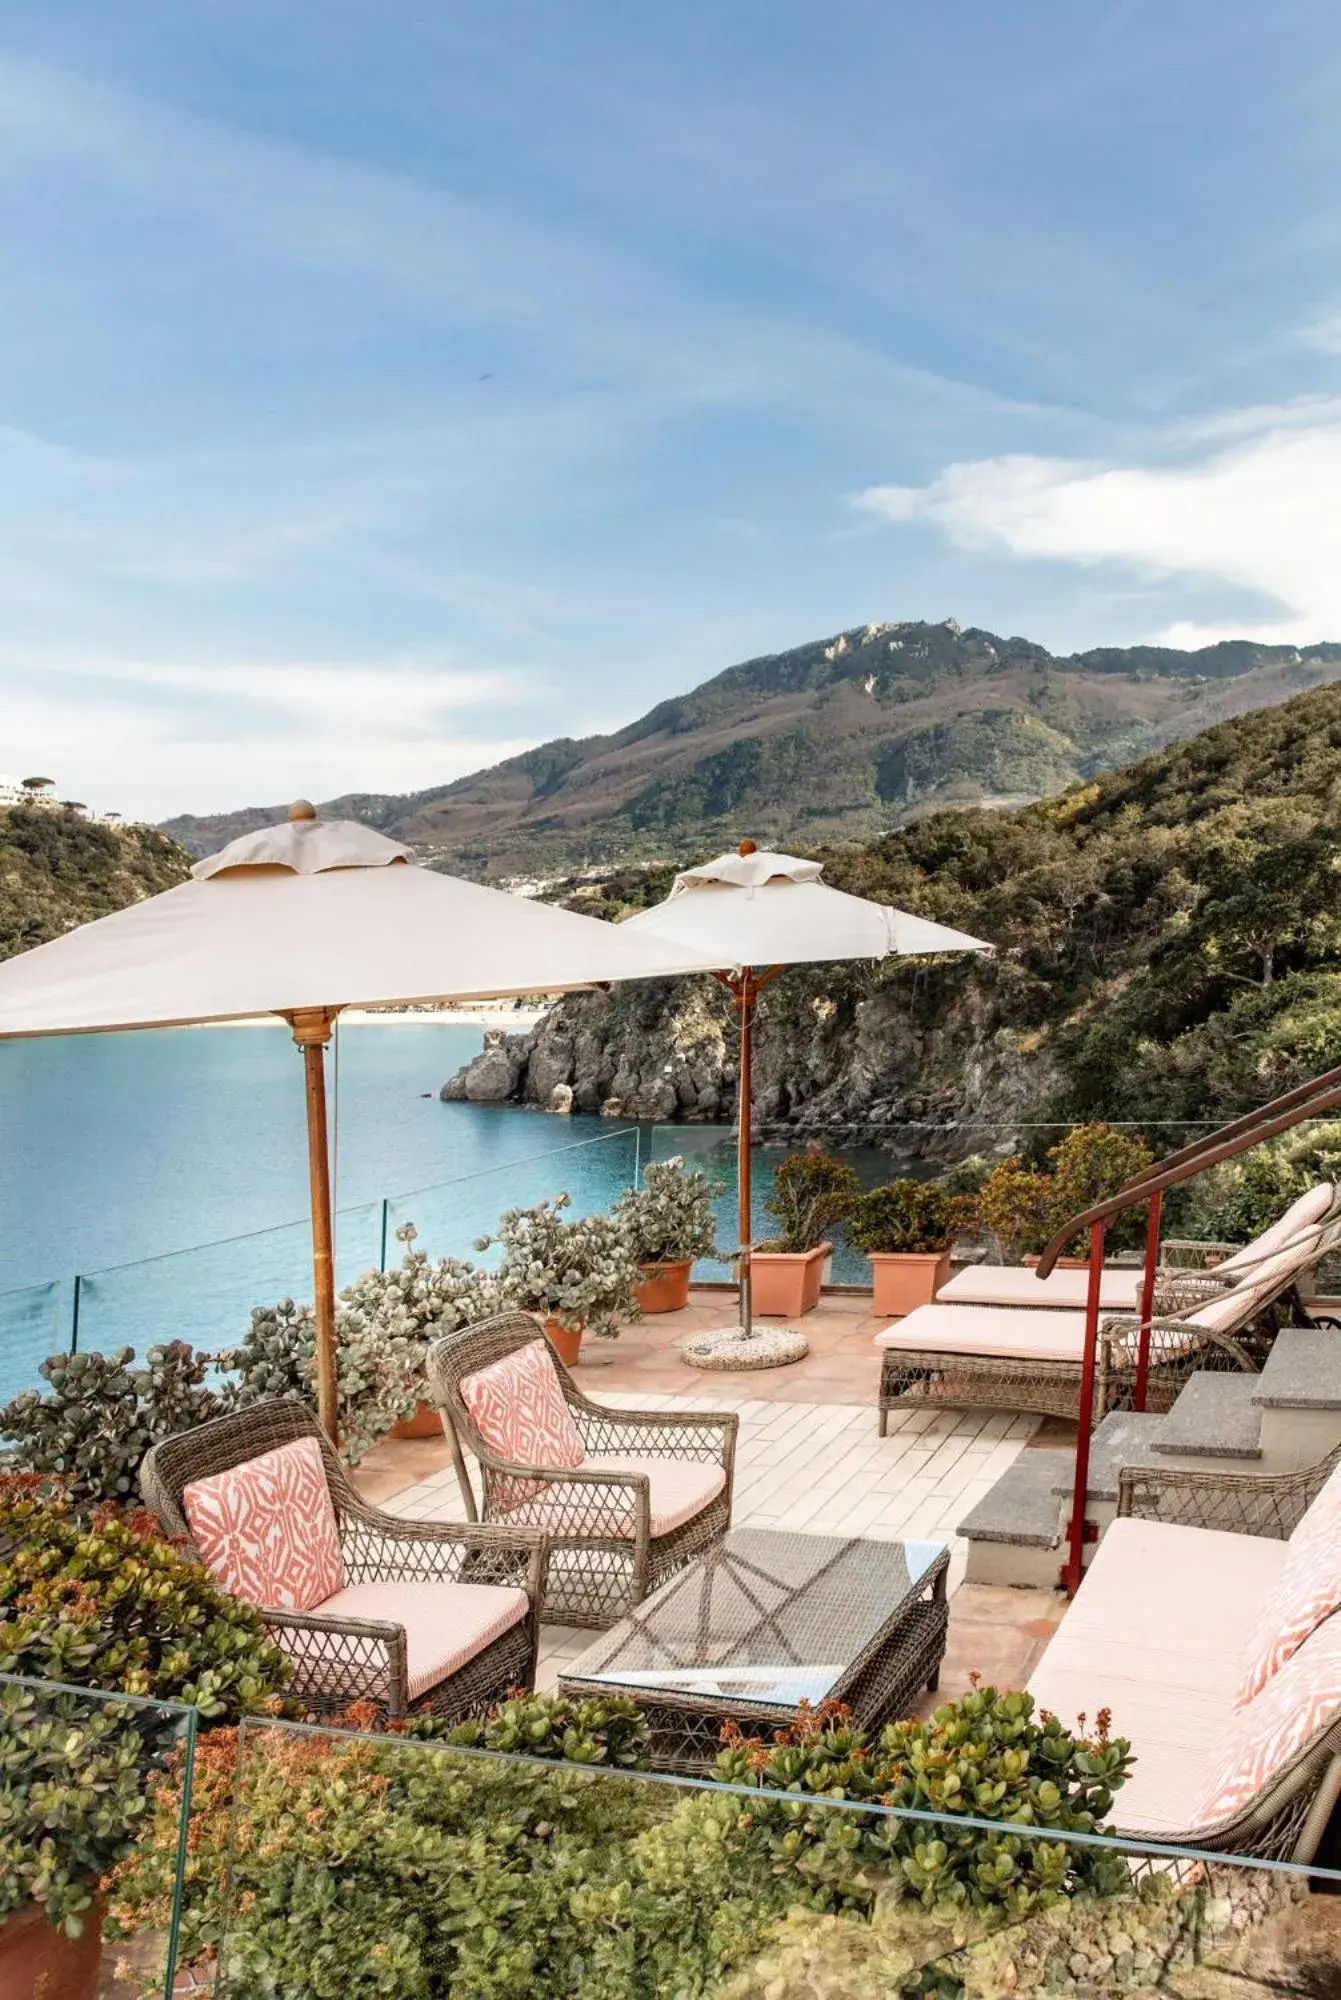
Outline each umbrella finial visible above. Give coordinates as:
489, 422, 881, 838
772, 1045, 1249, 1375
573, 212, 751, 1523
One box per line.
288, 799, 318, 824
737, 838, 758, 856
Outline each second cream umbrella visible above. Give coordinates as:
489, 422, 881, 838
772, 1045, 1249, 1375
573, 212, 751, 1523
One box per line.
622, 843, 992, 1338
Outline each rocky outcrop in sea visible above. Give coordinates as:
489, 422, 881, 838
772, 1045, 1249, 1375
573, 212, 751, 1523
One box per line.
441, 963, 1055, 1160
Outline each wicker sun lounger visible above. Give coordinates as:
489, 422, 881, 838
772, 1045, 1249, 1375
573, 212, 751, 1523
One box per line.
875, 1221, 1334, 1428
1025, 1446, 1341, 1862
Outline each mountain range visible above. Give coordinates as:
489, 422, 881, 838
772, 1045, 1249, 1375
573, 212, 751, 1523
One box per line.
160, 621, 1341, 878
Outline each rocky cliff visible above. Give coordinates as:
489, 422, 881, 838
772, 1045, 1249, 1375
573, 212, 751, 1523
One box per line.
442, 962, 1055, 1159
443, 680, 1341, 1154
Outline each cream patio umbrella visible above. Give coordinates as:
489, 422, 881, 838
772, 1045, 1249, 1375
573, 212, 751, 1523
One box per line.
622, 843, 992, 1339
0, 803, 722, 1432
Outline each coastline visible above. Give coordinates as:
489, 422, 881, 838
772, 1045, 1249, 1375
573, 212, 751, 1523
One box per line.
184, 1006, 551, 1031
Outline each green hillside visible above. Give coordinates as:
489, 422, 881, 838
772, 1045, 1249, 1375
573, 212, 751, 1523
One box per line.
159, 620, 1341, 878
0, 809, 192, 962
470, 682, 1341, 1145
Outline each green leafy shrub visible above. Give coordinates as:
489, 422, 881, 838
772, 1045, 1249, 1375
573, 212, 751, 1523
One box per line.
0, 1476, 290, 1714
1176, 1119, 1341, 1246
0, 1342, 221, 1505
979, 1124, 1152, 1259
762, 1149, 862, 1253
475, 1191, 641, 1335
0, 1478, 290, 1939
848, 1180, 974, 1256
108, 1686, 1134, 1996
613, 1156, 723, 1266
0, 1682, 157, 1935
222, 1224, 503, 1461
441, 1689, 650, 1767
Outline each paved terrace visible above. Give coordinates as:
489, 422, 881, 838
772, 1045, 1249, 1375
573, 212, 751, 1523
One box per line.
356, 1289, 1070, 1704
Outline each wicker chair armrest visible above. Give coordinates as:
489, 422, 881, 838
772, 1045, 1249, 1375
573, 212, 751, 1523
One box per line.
565, 1395, 739, 1468
1151, 1270, 1236, 1313
1117, 1459, 1326, 1538
337, 1510, 548, 1597
478, 1463, 653, 1541
1160, 1238, 1241, 1268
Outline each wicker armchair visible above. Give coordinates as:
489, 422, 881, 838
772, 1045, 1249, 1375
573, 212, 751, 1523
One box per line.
427, 1313, 738, 1628
141, 1399, 546, 1720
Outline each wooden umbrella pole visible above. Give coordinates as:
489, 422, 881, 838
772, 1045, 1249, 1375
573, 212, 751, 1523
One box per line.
288, 1006, 339, 1439
737, 970, 754, 1337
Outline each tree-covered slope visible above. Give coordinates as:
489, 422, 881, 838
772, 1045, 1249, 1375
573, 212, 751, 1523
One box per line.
0, 809, 192, 962
160, 620, 1341, 878
451, 684, 1341, 1146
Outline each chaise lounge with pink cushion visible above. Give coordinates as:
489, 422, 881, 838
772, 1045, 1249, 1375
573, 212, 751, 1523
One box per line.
141, 1399, 547, 1719
875, 1208, 1340, 1430
936, 1182, 1339, 1312
427, 1313, 737, 1627
1026, 1445, 1341, 1860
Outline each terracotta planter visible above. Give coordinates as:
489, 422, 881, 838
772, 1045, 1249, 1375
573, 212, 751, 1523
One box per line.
389, 1400, 444, 1440
542, 1316, 584, 1367
0, 1899, 103, 2000
868, 1248, 952, 1316
634, 1259, 693, 1314
749, 1243, 831, 1318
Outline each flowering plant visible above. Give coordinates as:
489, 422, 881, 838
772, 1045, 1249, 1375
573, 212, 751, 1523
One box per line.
475, 1193, 641, 1335
612, 1158, 722, 1267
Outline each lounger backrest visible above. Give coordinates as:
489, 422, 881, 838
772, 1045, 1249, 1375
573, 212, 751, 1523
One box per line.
1189, 1227, 1333, 1331
1215, 1183, 1337, 1277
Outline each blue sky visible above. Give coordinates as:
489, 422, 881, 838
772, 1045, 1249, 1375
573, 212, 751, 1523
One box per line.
3, 1, 1341, 819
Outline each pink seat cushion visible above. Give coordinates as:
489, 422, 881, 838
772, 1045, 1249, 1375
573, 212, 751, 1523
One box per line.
282, 1580, 530, 1701
1237, 1459, 1341, 1706
1195, 1612, 1341, 1829
459, 1339, 586, 1476
579, 1455, 726, 1537
183, 1435, 344, 1612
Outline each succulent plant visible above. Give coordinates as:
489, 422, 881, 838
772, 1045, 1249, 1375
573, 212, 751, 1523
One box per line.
612, 1157, 723, 1266
0, 1341, 222, 1505
475, 1192, 641, 1335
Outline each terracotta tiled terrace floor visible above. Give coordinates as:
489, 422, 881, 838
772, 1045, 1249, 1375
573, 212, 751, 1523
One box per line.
355, 1288, 1070, 1709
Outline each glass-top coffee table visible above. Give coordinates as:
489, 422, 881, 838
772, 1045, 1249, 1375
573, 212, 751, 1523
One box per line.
559, 1528, 950, 1773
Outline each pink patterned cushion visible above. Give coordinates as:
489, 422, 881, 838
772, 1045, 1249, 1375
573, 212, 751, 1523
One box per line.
1196, 1612, 1341, 1828
459, 1339, 586, 1472
184, 1436, 344, 1612
1236, 1459, 1341, 1706
281, 1579, 529, 1701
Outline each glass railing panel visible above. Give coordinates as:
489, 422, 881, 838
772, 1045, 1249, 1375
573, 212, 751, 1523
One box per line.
383, 1120, 642, 1267
0, 1278, 65, 1405
200, 1712, 1338, 1999
68, 1202, 385, 1361
0, 1672, 197, 2000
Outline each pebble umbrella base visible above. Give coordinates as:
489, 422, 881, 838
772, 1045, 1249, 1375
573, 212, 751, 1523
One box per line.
679, 1325, 810, 1370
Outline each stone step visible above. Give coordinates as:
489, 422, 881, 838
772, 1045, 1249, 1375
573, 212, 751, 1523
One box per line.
959, 1448, 1066, 1549
1254, 1325, 1341, 1412
1151, 1371, 1262, 1459
1049, 1411, 1165, 1502
960, 1447, 1069, 1590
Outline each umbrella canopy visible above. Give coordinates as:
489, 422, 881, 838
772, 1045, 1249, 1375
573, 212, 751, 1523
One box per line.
621, 847, 989, 967
0, 808, 721, 1038
0, 804, 721, 1430
622, 843, 992, 1338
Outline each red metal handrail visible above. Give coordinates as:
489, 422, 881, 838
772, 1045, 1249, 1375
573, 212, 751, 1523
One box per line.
1052, 1063, 1341, 1596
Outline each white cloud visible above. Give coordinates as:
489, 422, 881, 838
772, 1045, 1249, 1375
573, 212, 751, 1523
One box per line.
0, 651, 535, 819
854, 402, 1341, 645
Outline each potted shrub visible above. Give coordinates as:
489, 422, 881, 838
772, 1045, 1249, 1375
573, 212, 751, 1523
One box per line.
751, 1150, 860, 1318
612, 1158, 722, 1313
979, 1124, 1154, 1265
475, 1192, 641, 1365
0, 1476, 290, 1997
847, 1179, 974, 1315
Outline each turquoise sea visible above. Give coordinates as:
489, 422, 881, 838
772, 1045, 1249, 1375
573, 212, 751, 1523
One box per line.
0, 1021, 883, 1402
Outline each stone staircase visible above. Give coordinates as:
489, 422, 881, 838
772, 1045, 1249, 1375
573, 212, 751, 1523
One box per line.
960, 1323, 1341, 1588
